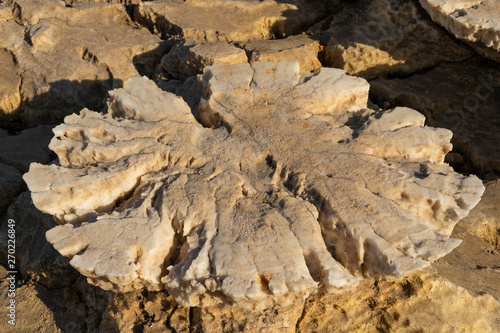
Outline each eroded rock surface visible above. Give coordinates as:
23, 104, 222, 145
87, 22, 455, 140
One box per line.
456, 179, 500, 252
420, 0, 500, 61
317, 0, 473, 79
0, 163, 23, 214
237, 34, 321, 75
134, 0, 325, 42
160, 39, 247, 79
0, 0, 164, 125
296, 269, 500, 332
0, 48, 21, 115
370, 56, 500, 178
23, 62, 484, 309
0, 125, 54, 172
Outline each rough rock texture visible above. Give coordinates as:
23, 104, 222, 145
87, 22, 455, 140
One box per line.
237, 34, 322, 75
0, 0, 165, 125
318, 0, 473, 79
0, 163, 23, 214
370, 56, 500, 178
3, 185, 500, 332
0, 193, 75, 289
134, 0, 326, 42
0, 125, 54, 172
434, 221, 500, 301
0, 192, 113, 332
296, 269, 500, 332
0, 4, 12, 20
0, 265, 112, 332
0, 48, 21, 115
160, 39, 247, 79
455, 179, 500, 252
420, 0, 500, 61
24, 62, 484, 309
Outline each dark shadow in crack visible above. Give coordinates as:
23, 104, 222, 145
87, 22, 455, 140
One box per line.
132, 39, 177, 78
0, 191, 116, 332
1, 78, 122, 131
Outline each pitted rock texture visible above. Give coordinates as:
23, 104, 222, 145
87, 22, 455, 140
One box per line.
420, 0, 500, 61
24, 62, 484, 308
318, 0, 473, 79
134, 0, 325, 42
0, 0, 164, 125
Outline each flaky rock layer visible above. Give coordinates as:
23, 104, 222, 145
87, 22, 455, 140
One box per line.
134, 0, 324, 42
24, 62, 484, 308
420, 0, 500, 61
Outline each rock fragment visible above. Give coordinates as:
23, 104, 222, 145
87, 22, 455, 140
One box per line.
0, 125, 54, 172
0, 48, 21, 116
160, 39, 247, 79
134, 0, 325, 42
0, 0, 165, 125
238, 34, 321, 75
370, 56, 500, 177
319, 0, 473, 79
420, 0, 500, 61
0, 163, 23, 214
296, 269, 500, 332
24, 62, 484, 308
0, 4, 12, 20
456, 179, 500, 252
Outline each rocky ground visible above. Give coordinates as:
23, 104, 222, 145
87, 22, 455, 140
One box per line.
0, 0, 499, 332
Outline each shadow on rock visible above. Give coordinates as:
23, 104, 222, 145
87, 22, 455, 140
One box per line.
2, 78, 122, 129
0, 192, 115, 332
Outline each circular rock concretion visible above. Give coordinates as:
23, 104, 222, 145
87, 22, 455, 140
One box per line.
24, 62, 485, 309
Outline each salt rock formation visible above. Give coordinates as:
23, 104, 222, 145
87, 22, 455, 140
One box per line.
160, 39, 248, 79
24, 62, 484, 308
134, 0, 325, 42
0, 0, 163, 124
420, 0, 500, 61
319, 0, 473, 79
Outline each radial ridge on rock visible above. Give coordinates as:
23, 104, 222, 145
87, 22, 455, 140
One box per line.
24, 61, 485, 308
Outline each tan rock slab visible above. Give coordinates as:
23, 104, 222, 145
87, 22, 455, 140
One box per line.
420, 0, 500, 61
0, 163, 23, 213
455, 179, 500, 252
160, 39, 247, 79
135, 0, 325, 42
0, 125, 54, 172
0, 4, 12, 20
296, 269, 500, 332
237, 34, 321, 75
1, 0, 164, 124
0, 48, 21, 116
371, 56, 500, 177
320, 0, 473, 79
